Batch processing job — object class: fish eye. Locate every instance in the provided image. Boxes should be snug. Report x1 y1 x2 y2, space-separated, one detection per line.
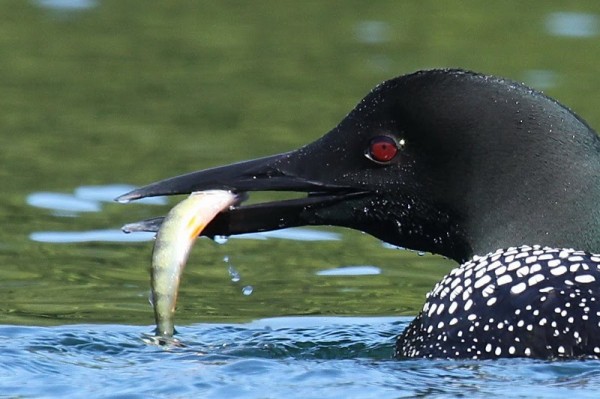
365 136 400 164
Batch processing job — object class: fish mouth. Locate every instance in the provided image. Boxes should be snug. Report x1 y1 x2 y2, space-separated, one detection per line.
116 151 370 237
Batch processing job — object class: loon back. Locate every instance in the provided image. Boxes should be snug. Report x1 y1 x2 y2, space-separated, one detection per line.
397 246 600 359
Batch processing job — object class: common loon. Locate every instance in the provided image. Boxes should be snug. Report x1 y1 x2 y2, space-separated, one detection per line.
117 69 600 360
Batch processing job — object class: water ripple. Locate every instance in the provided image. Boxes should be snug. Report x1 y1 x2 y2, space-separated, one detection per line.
29 229 155 243
316 266 381 276
26 184 166 217
34 0 98 11
546 12 599 38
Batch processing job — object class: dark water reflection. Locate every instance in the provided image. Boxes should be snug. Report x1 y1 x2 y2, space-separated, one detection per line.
3 1 600 397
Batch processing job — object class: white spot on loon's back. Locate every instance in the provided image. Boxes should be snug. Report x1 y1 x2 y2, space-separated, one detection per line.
548 259 561 267
516 265 529 277
528 274 545 286
551 265 568 276
497 274 513 285
575 274 596 284
474 274 492 289
510 282 527 294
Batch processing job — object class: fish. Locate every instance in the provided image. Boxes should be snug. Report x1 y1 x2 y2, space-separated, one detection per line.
150 190 238 339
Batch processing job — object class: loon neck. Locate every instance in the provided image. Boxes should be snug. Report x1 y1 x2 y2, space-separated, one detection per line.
462 133 600 260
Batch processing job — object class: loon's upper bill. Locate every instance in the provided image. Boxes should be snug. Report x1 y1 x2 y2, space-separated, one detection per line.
117 69 600 360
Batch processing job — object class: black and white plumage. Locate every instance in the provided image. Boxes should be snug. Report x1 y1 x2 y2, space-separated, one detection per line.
118 69 600 360
397 246 600 359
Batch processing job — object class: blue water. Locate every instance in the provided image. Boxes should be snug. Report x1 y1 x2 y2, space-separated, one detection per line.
4 317 600 398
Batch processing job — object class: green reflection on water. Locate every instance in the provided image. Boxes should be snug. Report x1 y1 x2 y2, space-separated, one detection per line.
1 1 600 326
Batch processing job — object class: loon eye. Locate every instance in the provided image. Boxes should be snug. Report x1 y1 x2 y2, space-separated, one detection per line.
365 136 400 164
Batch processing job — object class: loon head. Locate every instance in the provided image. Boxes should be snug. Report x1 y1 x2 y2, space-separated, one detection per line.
117 69 600 264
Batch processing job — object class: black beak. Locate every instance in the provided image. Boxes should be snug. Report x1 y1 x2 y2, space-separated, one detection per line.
116 148 368 237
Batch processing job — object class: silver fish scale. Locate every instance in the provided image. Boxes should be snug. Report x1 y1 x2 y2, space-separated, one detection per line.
396 245 600 359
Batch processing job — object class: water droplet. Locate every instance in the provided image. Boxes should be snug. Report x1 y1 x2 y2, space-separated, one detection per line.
214 235 229 244
242 285 253 296
228 266 241 283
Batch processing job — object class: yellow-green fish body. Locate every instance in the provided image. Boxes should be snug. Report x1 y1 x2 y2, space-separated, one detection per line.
151 190 237 337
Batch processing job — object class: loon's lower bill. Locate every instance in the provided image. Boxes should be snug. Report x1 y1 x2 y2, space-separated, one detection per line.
117 69 600 360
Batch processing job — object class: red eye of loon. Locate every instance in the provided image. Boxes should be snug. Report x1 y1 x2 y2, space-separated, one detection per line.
366 136 399 163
